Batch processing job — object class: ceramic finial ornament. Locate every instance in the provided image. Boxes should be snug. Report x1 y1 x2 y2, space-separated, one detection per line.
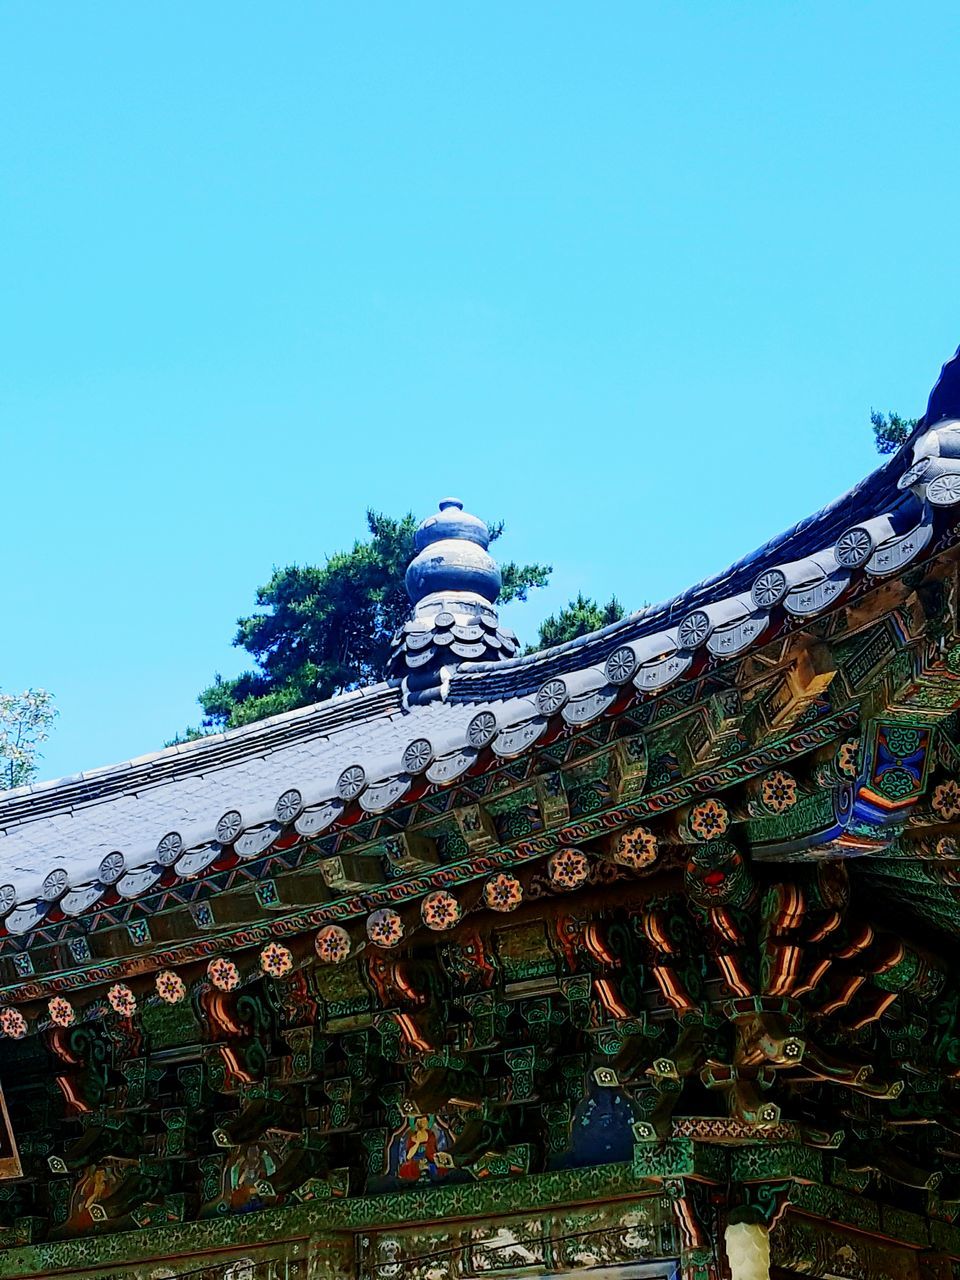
405 498 501 606
388 498 519 701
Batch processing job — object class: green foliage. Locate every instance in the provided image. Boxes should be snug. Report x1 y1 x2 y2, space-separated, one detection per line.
189 510 551 733
0 688 57 790
164 725 210 746
532 593 625 652
871 409 919 454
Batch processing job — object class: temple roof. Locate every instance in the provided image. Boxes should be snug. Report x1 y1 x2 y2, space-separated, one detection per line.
2 346 960 935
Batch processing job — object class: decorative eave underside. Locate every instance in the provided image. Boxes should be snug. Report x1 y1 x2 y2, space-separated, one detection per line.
0 410 959 942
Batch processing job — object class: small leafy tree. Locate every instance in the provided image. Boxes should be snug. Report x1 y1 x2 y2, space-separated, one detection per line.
532 594 626 651
185 510 551 735
0 689 57 790
871 410 918 454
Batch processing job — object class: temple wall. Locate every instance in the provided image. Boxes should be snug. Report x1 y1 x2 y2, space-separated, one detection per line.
0 1168 681 1280
4 1195 959 1280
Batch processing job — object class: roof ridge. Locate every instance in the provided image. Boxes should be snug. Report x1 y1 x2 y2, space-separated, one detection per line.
449 441 911 693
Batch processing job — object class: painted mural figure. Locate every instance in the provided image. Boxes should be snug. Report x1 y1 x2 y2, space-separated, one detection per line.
393 1115 454 1182
228 1145 277 1213
62 1164 121 1234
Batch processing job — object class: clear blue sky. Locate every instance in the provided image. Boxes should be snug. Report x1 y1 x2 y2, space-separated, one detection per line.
2 4 958 783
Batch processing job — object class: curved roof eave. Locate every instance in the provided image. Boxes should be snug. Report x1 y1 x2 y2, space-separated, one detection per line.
1 410 957 935
449 433 919 697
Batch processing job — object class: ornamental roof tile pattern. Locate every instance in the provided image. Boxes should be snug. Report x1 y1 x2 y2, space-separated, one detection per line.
0 691 515 910
2 344 959 935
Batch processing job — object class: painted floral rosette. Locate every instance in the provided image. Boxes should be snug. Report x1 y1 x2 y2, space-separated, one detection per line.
208 956 240 992
483 872 522 913
548 847 590 891
260 941 294 978
315 924 352 964
421 890 461 931
0 1008 27 1040
933 779 960 822
156 970 186 1004
613 825 658 871
47 996 75 1028
687 797 729 841
760 769 797 814
366 908 403 949
107 983 137 1017
836 738 859 779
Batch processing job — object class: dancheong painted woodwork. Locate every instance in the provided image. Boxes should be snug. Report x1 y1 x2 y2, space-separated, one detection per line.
7 354 960 1280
